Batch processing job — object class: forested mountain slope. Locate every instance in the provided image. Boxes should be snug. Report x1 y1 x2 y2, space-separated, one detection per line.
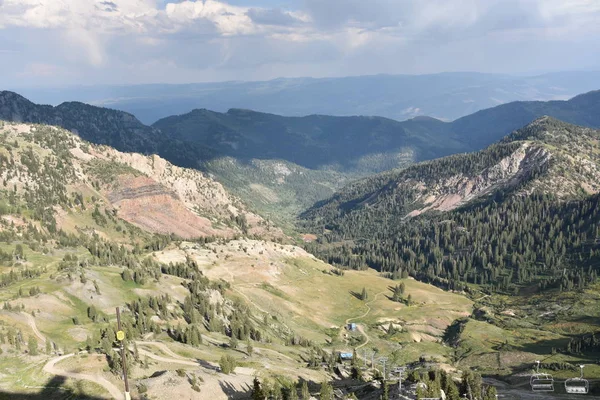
2 90 599 222
0 91 216 170
153 108 463 172
304 117 600 223
451 89 600 149
153 90 600 172
302 118 600 293
0 91 160 153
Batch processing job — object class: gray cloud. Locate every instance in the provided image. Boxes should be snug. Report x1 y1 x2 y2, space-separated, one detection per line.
0 0 599 86
98 1 118 12
303 0 410 30
246 8 301 26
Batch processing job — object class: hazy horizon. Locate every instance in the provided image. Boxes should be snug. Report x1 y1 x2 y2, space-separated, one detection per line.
1 0 599 87
6 68 600 90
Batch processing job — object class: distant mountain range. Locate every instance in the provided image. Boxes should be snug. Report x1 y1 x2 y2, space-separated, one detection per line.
152 109 465 172
12 71 600 124
1 88 599 220
153 90 600 171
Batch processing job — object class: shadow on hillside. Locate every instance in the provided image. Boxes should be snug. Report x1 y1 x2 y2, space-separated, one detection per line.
0 376 107 400
515 337 573 355
568 315 600 328
219 380 251 399
349 290 364 301
198 359 219 371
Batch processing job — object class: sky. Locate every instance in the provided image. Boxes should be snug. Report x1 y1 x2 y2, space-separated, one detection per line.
0 0 599 86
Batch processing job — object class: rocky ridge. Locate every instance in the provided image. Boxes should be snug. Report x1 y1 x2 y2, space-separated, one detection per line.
0 121 279 239
303 117 600 221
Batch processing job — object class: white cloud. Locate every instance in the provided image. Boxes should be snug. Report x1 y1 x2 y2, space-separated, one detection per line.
0 0 598 85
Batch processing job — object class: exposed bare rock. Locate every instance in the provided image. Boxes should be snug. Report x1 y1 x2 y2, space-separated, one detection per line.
108 176 226 238
406 143 552 216
0 120 282 239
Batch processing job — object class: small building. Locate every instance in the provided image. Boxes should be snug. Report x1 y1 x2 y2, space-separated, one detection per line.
339 352 353 361
347 323 357 331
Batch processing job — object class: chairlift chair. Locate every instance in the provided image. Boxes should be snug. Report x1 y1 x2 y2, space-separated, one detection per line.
530 360 554 392
565 365 589 394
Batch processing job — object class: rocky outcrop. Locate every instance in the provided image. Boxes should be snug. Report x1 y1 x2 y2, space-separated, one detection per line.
406 143 552 216
107 176 228 238
1 120 280 240
108 179 179 203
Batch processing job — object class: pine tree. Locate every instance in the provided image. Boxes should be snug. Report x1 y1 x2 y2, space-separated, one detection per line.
382 380 389 400
246 338 253 356
301 381 310 400
85 335 93 352
230 334 238 349
361 287 368 301
252 377 265 400
483 385 498 400
28 336 38 356
319 380 333 400
287 381 299 400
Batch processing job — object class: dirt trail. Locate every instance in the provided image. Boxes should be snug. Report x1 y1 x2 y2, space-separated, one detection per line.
203 334 297 364
344 292 385 350
136 347 199 367
346 292 384 324
355 325 370 350
135 341 191 361
232 285 270 314
20 312 47 344
43 354 122 399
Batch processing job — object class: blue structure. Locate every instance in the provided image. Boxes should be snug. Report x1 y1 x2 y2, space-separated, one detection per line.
340 352 353 360
347 323 357 331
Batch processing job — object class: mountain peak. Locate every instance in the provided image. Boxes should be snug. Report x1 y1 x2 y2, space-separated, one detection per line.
0 90 36 106
504 116 596 143
570 89 600 102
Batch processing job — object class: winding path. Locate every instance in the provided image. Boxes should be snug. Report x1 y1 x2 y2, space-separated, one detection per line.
232 285 270 315
21 310 122 398
135 341 192 362
202 334 297 363
19 312 47 344
43 354 122 399
136 347 199 367
344 291 385 350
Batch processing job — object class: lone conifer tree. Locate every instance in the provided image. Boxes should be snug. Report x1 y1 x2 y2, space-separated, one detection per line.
251 377 265 400
319 380 334 400
246 338 253 356
301 381 310 400
28 337 38 356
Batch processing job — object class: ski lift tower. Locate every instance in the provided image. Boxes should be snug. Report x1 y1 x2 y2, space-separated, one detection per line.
392 366 406 395
379 357 388 380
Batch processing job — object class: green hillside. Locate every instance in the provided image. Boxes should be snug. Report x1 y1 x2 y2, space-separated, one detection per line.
0 105 599 397
153 108 462 172
2 90 600 223
302 118 600 292
0 120 514 399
